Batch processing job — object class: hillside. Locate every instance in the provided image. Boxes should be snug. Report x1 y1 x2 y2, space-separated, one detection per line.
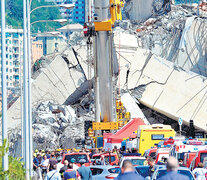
4 0 63 33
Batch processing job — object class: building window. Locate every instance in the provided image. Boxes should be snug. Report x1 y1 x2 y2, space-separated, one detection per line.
10 62 12 66
6 61 8 65
6 68 8 72
10 83 12 86
6 75 8 80
10 76 12 80
10 55 12 59
6 54 8 59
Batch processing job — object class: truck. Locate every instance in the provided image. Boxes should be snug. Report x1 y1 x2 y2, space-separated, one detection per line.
127 124 175 155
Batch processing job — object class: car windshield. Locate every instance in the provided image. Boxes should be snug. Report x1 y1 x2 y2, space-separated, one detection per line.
150 152 156 157
104 156 116 163
135 166 150 178
65 154 89 163
156 170 194 180
131 159 145 166
200 153 207 163
93 156 101 160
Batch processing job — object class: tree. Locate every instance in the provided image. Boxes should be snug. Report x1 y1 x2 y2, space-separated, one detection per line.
0 139 25 179
4 0 62 33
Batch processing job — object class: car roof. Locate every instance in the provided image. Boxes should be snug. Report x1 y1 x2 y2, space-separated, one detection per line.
122 156 145 159
64 152 88 155
158 166 190 170
89 165 116 169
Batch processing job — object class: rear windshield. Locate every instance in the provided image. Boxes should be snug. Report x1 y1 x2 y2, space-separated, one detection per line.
131 159 145 166
93 156 101 160
90 168 103 175
135 166 150 178
108 168 121 174
64 154 89 163
200 153 207 163
156 170 194 180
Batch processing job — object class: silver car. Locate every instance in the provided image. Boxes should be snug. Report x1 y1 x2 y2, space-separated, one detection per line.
151 166 195 180
90 165 120 180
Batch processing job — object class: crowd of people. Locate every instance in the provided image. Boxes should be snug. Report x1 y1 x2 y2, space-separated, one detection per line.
33 148 207 180
33 149 92 180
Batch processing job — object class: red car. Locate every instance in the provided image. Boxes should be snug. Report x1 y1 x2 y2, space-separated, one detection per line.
62 152 91 167
92 153 119 166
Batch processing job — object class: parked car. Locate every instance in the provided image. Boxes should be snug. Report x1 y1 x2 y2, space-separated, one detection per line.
92 153 119 165
90 165 121 180
135 165 165 178
120 155 146 167
62 152 91 167
151 166 195 180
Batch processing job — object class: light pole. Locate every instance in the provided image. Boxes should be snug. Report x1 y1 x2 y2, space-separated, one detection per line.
24 2 74 178
1 0 8 177
30 19 67 25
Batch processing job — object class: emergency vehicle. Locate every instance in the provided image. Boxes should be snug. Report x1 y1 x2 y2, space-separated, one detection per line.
155 148 170 164
189 150 207 170
170 140 207 160
183 152 196 168
128 124 175 155
119 153 145 167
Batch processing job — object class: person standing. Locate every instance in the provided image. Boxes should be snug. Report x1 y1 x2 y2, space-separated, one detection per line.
41 155 49 179
77 159 92 180
63 163 81 180
157 156 190 180
48 152 58 171
56 156 64 172
148 156 155 177
115 160 144 180
44 164 61 180
70 158 79 171
192 162 207 180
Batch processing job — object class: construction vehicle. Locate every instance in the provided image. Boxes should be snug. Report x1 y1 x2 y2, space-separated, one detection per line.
126 124 175 155
84 0 128 138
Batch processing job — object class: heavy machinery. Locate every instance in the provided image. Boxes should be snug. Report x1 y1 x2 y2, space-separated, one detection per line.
84 0 129 136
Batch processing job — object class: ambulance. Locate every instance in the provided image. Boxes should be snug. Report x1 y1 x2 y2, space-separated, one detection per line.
126 124 175 155
170 140 207 160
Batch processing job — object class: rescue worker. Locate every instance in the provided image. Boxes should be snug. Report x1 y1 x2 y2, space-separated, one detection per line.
77 159 92 180
115 160 144 180
192 162 207 180
157 156 190 180
157 156 166 165
148 156 155 177
60 160 69 178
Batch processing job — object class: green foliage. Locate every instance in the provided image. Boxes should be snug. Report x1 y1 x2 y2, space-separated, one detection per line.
4 0 63 33
0 139 26 180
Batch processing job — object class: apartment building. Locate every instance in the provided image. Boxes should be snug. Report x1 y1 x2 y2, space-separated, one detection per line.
32 40 43 64
35 32 67 55
0 27 23 89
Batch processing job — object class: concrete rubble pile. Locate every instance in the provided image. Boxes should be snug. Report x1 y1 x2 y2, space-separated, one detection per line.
3 4 207 154
119 5 207 77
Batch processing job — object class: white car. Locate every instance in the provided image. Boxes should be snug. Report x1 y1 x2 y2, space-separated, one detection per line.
90 165 120 180
120 156 146 168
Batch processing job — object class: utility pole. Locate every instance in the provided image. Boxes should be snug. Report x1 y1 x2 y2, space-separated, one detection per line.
23 0 30 179
1 0 8 177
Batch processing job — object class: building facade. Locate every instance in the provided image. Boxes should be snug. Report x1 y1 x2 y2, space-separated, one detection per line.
35 33 67 55
0 27 23 89
57 0 86 24
32 40 43 64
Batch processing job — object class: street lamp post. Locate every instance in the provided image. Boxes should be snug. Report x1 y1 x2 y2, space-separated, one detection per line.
23 2 74 178
1 0 8 177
